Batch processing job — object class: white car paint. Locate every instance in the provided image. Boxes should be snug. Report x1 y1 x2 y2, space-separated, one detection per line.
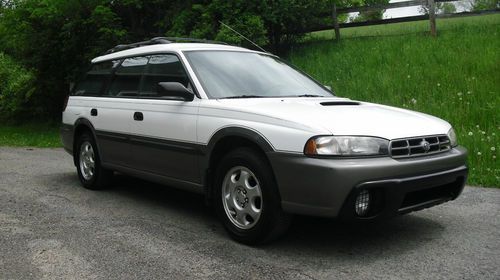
65 43 452 155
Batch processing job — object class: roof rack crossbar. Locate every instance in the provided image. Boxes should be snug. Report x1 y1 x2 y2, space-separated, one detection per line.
158 37 228 45
105 37 228 54
105 37 172 54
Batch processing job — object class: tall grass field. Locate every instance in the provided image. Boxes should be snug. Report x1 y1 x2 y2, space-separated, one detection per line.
289 15 499 187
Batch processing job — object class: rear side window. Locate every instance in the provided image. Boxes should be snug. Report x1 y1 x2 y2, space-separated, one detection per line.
72 60 118 96
106 57 148 97
140 55 190 97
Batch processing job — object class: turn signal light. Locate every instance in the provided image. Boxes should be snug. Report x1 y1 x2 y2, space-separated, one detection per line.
304 139 317 155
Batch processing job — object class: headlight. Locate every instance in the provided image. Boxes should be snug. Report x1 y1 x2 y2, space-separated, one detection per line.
304 136 389 156
447 128 458 147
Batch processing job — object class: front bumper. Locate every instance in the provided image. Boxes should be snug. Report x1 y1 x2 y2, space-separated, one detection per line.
268 146 468 218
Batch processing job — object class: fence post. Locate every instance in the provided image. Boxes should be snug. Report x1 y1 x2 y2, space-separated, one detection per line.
332 3 341 41
428 0 437 36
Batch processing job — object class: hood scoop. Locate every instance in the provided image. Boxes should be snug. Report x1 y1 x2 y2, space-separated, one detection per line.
320 101 360 106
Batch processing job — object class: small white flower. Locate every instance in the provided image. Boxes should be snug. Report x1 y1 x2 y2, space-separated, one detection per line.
437 83 441 87
457 92 462 96
467 91 472 95
477 152 482 156
482 131 486 135
459 97 462 101
492 147 496 151
493 133 496 136
407 75 411 79
476 125 480 128
468 132 473 136
487 168 491 171
494 155 497 159
411 98 417 104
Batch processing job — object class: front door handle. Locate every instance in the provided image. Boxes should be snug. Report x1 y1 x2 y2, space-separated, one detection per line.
133 112 143 121
90 108 98 116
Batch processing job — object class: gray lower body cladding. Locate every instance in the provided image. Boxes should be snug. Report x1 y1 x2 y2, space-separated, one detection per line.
62 122 468 219
268 147 468 218
60 124 74 155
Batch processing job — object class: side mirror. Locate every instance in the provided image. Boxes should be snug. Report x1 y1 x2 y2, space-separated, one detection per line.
157 82 194 101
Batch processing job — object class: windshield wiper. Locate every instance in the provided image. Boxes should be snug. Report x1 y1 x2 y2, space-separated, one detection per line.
220 95 266 99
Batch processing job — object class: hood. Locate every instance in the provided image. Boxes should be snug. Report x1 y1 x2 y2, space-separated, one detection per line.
216 97 451 140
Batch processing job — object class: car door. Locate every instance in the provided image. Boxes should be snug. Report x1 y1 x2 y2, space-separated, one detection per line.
129 54 200 184
93 56 149 167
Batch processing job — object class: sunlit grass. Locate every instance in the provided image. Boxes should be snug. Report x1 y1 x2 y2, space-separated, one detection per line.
307 14 500 40
289 14 499 187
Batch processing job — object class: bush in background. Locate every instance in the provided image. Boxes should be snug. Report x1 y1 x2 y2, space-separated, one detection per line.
0 52 35 121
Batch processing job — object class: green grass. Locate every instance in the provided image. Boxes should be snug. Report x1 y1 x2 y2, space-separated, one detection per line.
289 14 500 187
0 123 61 147
307 14 500 40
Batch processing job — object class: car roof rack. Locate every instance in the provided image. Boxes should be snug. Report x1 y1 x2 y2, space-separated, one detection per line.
105 37 228 54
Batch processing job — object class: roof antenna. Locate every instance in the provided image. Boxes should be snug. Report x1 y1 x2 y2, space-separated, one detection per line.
218 21 269 53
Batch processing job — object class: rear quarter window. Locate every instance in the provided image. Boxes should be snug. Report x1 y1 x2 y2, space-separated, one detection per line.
72 60 119 96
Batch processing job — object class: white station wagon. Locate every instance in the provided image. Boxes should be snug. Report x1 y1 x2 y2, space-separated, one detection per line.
61 37 468 244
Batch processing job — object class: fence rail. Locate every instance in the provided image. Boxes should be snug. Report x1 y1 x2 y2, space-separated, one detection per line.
313 0 499 40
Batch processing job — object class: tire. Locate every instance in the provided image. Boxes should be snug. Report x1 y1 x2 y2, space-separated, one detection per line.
214 147 292 245
75 132 113 190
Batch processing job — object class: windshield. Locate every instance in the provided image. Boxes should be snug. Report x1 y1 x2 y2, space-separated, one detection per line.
184 51 333 99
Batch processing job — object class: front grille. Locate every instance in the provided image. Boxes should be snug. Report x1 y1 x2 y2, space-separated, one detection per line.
390 135 450 158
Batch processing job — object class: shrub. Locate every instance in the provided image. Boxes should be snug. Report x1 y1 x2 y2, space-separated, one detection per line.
0 53 36 121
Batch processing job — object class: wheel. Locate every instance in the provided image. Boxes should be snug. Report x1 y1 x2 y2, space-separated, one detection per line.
214 147 292 245
75 132 112 190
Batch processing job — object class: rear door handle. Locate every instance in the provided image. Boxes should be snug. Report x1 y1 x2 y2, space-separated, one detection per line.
133 112 143 121
90 108 98 116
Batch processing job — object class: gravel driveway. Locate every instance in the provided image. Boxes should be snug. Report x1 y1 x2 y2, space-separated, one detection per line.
0 147 499 280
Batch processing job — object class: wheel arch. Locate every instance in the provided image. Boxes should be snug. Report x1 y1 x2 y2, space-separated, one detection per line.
72 118 101 166
202 127 277 204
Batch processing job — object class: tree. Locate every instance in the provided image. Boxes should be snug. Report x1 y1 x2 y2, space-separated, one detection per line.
471 0 499 11
0 0 127 119
168 0 333 53
352 0 390 22
420 2 457 15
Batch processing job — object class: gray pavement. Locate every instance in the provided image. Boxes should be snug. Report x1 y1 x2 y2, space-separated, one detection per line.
0 147 499 280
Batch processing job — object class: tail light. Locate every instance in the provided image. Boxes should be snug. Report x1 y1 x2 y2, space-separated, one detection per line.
62 95 69 112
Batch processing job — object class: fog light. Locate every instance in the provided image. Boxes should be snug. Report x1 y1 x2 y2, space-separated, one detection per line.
355 190 371 216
